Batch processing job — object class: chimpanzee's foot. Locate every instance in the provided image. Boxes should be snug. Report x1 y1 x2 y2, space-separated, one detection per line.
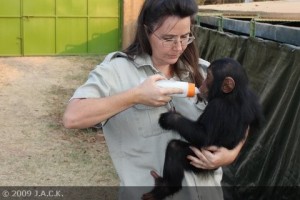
141 171 181 200
150 171 166 187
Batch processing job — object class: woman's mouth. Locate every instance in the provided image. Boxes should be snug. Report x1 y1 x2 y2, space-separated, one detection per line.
168 55 179 59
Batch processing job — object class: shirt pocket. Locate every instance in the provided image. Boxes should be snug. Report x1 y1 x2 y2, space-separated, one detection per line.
132 104 168 138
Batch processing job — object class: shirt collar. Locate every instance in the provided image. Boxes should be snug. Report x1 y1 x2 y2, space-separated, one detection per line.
134 54 191 80
133 54 158 72
111 51 191 81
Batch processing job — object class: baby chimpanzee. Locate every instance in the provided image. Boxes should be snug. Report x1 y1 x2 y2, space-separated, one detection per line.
142 58 263 200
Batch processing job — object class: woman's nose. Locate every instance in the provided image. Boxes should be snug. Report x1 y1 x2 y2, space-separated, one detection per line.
172 40 183 51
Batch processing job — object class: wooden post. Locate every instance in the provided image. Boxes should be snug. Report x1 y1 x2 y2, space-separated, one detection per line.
122 0 145 49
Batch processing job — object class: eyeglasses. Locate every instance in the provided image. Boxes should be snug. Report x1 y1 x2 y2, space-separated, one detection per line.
152 32 195 48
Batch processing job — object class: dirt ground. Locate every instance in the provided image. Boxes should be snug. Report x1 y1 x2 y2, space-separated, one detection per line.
0 56 119 186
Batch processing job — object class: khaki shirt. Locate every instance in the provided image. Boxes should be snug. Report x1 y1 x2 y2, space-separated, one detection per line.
72 52 223 199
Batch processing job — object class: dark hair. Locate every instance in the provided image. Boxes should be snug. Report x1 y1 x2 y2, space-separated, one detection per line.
208 58 249 102
208 58 264 131
123 0 203 87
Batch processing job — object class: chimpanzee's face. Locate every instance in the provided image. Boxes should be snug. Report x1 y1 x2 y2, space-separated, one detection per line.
200 68 213 99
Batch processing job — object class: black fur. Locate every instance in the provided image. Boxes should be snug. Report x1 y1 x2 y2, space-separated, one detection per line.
142 58 264 200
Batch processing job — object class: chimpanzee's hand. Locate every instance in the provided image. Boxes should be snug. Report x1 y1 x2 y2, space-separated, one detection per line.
159 111 182 130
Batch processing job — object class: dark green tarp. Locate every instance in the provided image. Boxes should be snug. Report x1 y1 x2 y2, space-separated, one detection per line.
195 26 300 199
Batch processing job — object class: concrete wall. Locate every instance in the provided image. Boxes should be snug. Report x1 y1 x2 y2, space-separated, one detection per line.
122 0 144 49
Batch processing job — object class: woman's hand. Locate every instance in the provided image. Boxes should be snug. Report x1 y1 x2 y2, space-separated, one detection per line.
187 129 249 169
135 74 182 107
187 146 238 169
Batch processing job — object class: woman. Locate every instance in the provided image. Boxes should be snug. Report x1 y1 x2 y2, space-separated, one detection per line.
63 0 245 199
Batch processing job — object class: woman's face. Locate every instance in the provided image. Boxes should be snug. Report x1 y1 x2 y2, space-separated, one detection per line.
149 16 191 68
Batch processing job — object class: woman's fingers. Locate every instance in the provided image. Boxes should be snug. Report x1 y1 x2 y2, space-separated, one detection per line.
187 146 223 169
187 146 208 169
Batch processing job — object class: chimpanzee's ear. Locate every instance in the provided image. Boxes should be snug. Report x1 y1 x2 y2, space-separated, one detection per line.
222 77 235 93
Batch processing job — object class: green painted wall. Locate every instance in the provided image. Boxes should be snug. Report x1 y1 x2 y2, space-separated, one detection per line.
0 0 121 56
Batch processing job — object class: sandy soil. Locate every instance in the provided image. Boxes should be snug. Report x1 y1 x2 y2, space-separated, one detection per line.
0 56 119 186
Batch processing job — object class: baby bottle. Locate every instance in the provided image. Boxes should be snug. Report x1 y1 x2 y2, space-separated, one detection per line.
156 80 200 97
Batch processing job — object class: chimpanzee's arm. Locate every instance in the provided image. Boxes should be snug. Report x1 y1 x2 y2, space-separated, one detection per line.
159 111 207 146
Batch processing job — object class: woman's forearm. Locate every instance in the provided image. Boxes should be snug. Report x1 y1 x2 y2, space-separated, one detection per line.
63 88 139 129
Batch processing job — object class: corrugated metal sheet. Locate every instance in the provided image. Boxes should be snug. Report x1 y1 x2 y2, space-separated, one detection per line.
0 0 121 56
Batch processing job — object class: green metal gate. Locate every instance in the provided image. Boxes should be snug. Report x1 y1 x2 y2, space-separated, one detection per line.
0 0 121 56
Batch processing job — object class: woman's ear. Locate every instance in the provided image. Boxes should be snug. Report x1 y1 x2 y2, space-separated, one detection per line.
222 77 235 93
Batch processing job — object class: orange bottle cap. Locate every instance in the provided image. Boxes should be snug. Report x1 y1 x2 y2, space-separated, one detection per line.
187 83 195 97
